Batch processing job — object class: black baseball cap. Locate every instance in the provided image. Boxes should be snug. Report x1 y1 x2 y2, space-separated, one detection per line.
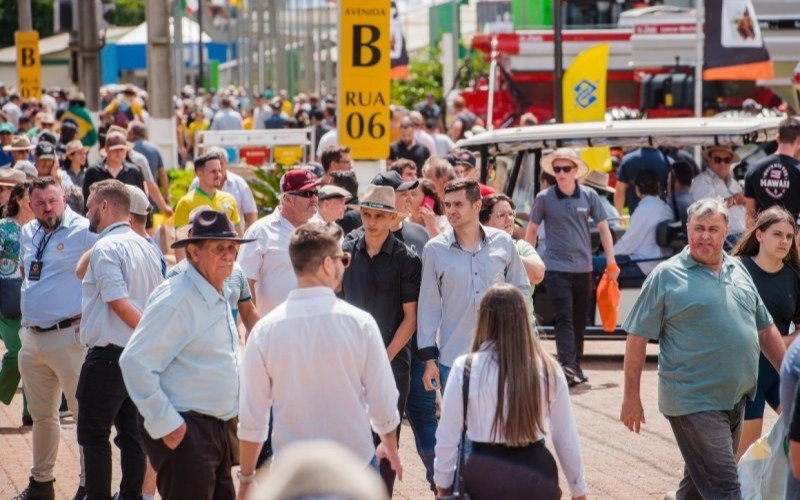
35 141 56 160
446 149 477 169
370 171 419 192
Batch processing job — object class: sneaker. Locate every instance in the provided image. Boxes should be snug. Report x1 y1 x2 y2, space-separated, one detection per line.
71 485 86 500
22 414 33 426
576 367 589 384
12 477 55 500
562 365 581 387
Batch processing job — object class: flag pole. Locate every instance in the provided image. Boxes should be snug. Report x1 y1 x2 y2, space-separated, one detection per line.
553 0 563 123
694 0 703 118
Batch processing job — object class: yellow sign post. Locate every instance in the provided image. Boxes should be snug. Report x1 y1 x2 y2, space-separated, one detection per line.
338 1 391 160
15 31 42 101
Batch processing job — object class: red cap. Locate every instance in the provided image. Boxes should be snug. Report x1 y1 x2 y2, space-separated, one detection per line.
281 169 320 193
479 183 495 198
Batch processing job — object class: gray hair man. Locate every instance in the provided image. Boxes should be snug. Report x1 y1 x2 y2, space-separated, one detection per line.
120 211 254 500
620 197 786 499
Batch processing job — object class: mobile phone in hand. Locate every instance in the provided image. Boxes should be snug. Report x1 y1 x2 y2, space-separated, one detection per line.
422 196 436 210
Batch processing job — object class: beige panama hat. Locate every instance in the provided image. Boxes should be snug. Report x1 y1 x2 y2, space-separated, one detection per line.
350 185 396 213
3 135 34 152
540 148 589 178
581 170 615 194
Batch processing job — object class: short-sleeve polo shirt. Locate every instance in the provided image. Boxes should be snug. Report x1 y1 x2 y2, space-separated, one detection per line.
623 248 773 416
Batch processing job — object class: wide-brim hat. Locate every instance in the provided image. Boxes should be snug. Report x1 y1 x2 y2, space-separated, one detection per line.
3 135 34 152
0 168 27 187
541 148 589 177
581 169 615 194
349 185 396 213
703 146 741 165
65 140 89 157
171 210 255 249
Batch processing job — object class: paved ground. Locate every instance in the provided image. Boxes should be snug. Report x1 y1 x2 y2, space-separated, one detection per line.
0 339 779 499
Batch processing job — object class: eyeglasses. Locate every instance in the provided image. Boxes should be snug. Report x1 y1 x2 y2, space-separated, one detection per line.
331 252 351 268
289 190 318 198
552 166 575 174
711 156 733 164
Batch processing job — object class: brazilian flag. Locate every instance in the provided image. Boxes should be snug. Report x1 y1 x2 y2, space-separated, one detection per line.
60 104 98 147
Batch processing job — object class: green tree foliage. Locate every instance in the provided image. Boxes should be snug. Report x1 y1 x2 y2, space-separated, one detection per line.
0 0 54 48
105 0 146 27
390 47 490 110
167 168 195 209
248 165 287 216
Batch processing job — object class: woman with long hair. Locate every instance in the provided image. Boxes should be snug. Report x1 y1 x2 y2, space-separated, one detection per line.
434 283 586 499
731 206 800 459
0 181 33 425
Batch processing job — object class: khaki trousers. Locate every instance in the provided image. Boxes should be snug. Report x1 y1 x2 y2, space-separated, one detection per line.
18 324 86 484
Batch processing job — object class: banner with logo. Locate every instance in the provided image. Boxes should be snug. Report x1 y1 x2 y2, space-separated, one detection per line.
563 43 609 171
704 0 773 80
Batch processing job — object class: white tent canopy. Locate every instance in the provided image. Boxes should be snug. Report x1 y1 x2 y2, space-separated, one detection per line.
115 17 212 46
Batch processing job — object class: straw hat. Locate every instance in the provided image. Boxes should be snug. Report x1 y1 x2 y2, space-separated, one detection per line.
581 170 615 194
3 135 34 152
540 148 589 177
65 140 89 157
703 146 740 165
0 168 27 187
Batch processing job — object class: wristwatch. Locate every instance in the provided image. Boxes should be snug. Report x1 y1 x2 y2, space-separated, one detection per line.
237 470 257 484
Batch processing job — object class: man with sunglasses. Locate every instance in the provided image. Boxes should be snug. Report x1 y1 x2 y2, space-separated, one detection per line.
238 168 321 317
744 117 800 228
525 148 619 386
340 185 422 494
238 223 402 498
690 146 746 246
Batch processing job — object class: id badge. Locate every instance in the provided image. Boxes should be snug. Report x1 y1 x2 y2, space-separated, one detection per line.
28 260 43 281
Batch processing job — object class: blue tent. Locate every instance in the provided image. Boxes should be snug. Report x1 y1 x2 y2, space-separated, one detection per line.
101 18 228 84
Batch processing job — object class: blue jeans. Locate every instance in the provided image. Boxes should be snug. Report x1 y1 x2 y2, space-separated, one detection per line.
405 357 451 491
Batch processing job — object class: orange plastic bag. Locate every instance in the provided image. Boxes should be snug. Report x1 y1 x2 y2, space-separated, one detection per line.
596 272 620 333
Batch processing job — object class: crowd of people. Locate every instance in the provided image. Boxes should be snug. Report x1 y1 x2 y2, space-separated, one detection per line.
1 81 800 500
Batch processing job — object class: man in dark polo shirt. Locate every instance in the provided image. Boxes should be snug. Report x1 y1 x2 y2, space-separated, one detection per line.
744 117 800 227
340 185 422 495
525 148 619 386
82 132 145 206
390 117 430 175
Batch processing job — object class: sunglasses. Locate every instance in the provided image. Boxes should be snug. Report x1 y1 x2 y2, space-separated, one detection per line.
331 252 351 268
552 166 575 174
289 190 318 198
711 156 733 164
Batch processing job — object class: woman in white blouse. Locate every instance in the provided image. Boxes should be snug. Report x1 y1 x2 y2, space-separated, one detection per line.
434 283 587 499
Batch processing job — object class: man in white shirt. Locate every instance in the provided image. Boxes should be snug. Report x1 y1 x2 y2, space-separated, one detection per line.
238 169 320 317
77 180 163 500
690 146 747 247
210 97 243 131
237 222 402 497
592 169 674 281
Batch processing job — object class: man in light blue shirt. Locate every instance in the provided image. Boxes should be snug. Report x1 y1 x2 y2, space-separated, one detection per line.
120 210 254 500
210 97 243 131
77 180 163 500
16 177 96 500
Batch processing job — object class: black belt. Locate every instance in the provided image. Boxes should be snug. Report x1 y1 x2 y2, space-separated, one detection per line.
29 316 81 333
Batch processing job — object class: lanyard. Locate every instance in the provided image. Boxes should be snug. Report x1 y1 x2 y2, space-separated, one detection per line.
33 224 59 262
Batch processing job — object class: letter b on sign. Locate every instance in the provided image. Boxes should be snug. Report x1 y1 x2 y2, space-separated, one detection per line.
352 25 380 67
21 48 36 67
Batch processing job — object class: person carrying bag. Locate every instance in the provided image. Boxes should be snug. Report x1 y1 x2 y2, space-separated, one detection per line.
433 283 588 500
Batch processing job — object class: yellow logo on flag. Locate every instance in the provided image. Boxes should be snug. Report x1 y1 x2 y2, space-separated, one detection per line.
563 43 610 171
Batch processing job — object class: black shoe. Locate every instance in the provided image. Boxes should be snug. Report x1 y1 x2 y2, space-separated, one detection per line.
22 414 32 426
12 477 55 500
71 485 86 500
562 366 581 387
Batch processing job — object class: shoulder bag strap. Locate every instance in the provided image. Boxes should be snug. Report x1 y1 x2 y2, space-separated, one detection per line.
453 354 473 495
